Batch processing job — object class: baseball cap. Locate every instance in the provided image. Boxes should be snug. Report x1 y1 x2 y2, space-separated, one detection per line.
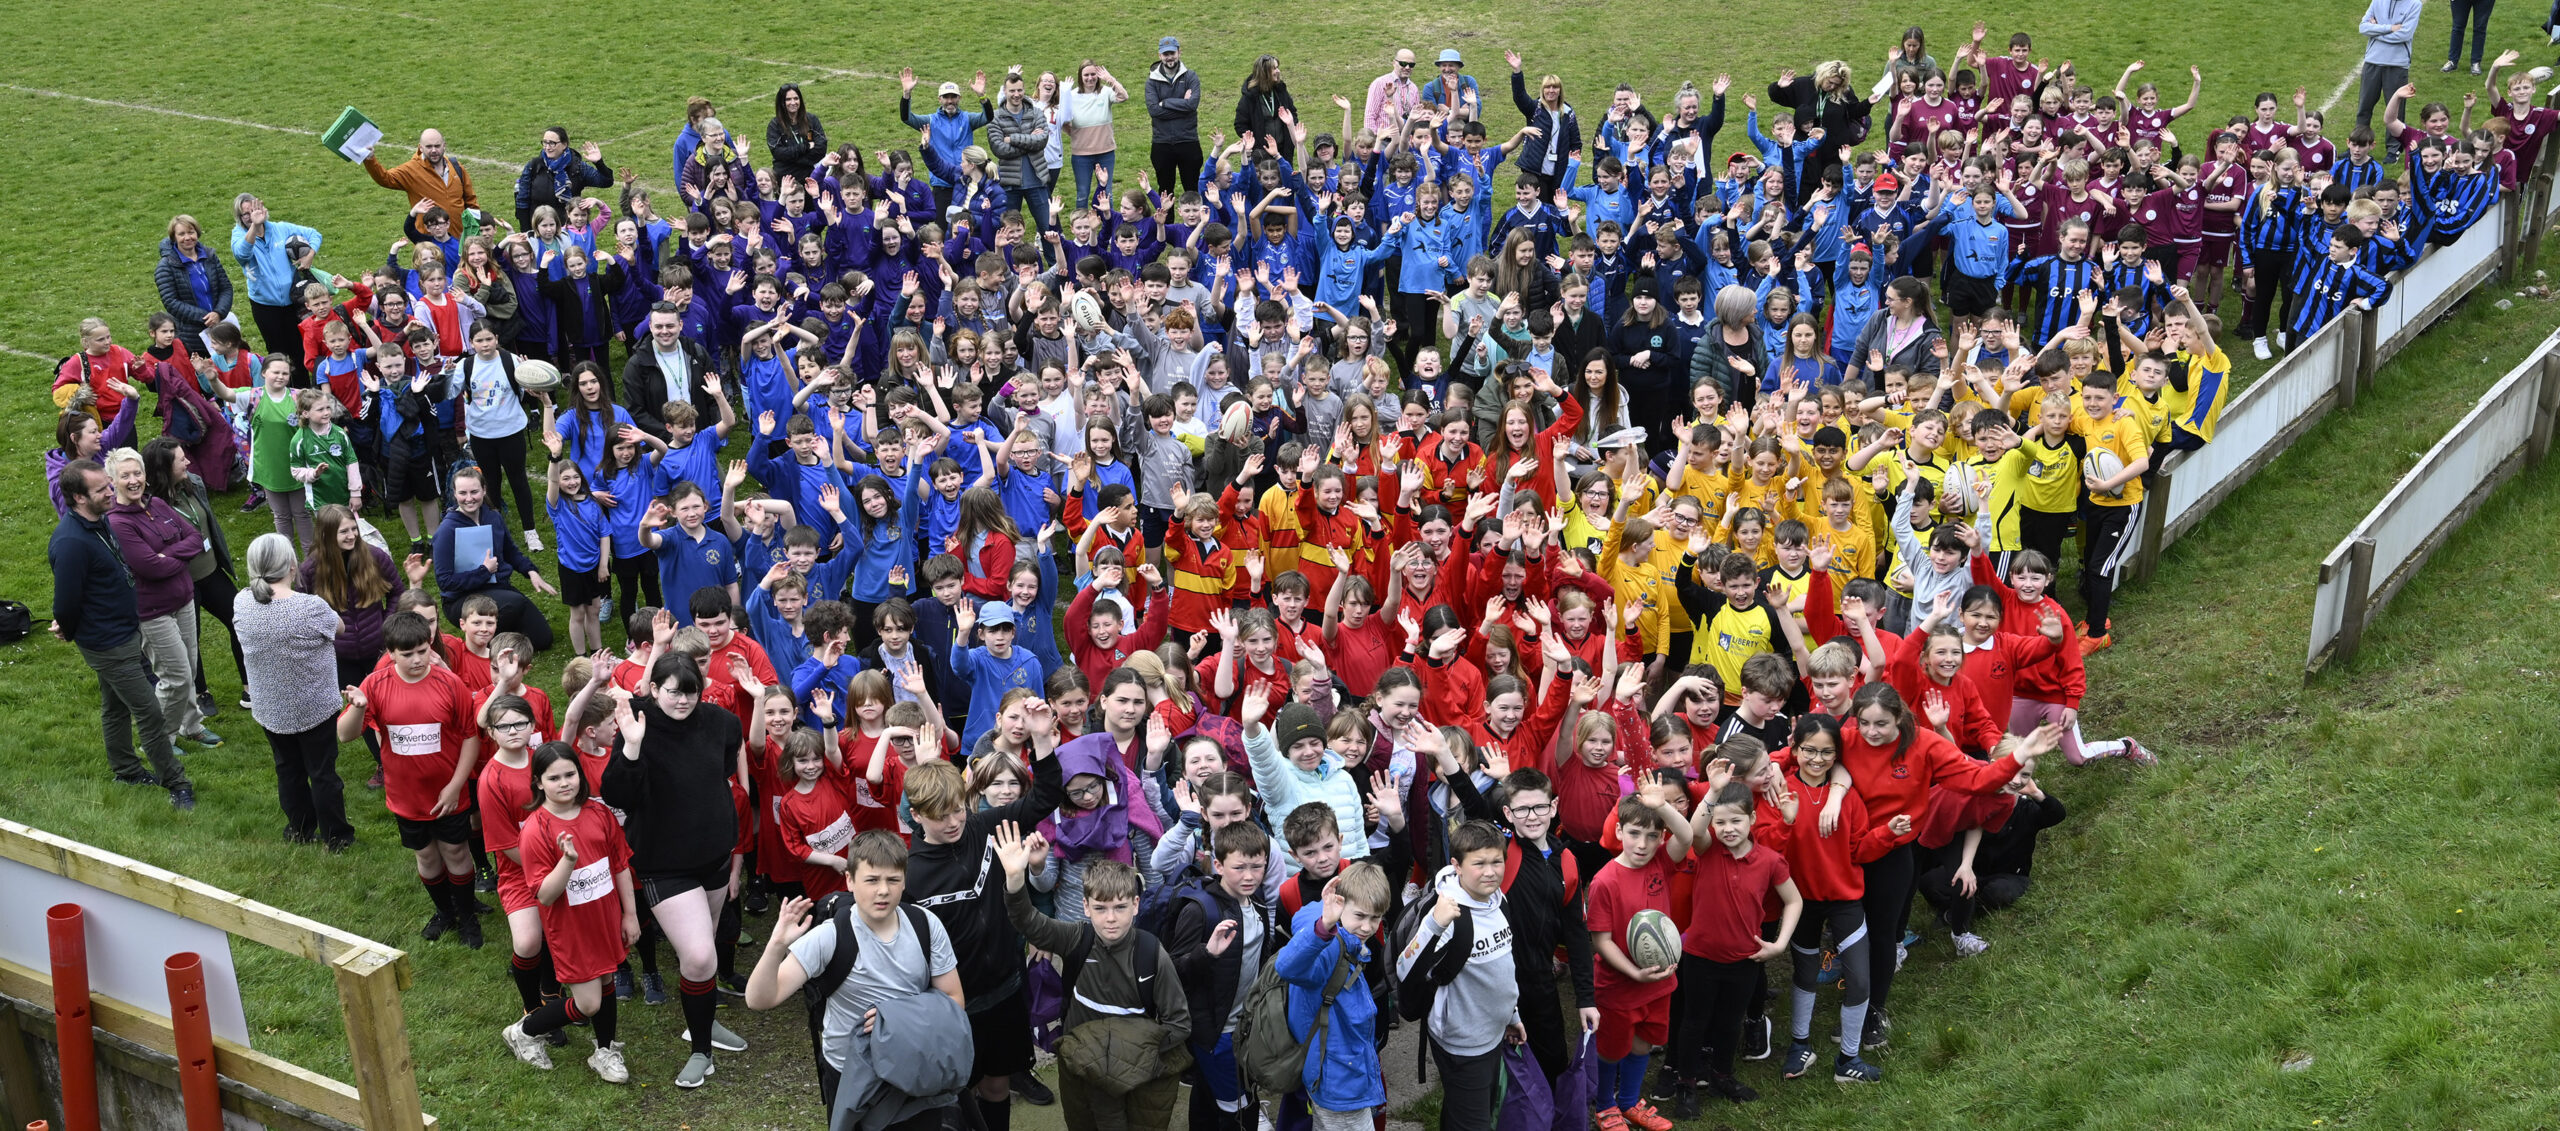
1873 171 1901 194
938 81 961 97
1438 49 1464 65
1728 151 1755 168
1159 36 1180 52
977 602 1017 628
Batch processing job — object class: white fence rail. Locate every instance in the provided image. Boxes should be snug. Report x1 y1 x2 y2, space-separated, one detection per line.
2305 332 2560 674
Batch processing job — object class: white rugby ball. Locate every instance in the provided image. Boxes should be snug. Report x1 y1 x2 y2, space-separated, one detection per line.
514 358 564 393
2086 448 2126 498
1069 292 1107 336
1625 908 1680 971
1938 461 1980 513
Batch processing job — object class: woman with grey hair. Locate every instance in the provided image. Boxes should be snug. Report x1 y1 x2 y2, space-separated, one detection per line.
1689 284 1770 409
234 532 354 850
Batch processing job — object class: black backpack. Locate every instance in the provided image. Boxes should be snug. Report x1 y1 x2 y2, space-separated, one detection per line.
1388 895 1472 1024
1060 923 1162 1009
0 600 30 644
804 892 934 1105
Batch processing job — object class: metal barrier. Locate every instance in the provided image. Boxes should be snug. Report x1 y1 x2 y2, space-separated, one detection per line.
2306 331 2560 675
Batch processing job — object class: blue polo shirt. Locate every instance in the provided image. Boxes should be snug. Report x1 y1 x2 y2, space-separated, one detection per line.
655 434 726 514
654 523 740 624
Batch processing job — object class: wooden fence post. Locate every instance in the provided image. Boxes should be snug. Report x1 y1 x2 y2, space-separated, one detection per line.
2356 302 2381 398
2336 308 2363 411
2500 194 2524 283
334 949 427 1131
2333 536 2377 670
2532 349 2560 467
2133 463 2171 585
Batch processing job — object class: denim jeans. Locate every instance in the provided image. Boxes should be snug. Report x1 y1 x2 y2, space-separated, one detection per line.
137 606 205 737
1071 151 1116 213
1015 180 1055 234
78 635 190 788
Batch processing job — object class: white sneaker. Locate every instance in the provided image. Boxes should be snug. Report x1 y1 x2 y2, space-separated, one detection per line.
1894 942 1909 972
2120 737 2157 766
2252 336 2272 360
501 1020 553 1069
675 1052 715 1088
524 528 545 553
1952 932 1990 957
587 1041 628 1083
682 1022 749 1052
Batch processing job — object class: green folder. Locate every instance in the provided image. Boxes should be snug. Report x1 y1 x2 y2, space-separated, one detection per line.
320 106 382 163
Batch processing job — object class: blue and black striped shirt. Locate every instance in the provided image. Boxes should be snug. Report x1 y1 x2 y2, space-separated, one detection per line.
2286 258 2391 340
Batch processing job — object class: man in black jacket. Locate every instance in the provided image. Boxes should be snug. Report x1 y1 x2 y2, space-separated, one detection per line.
905 700 1066 1129
50 461 194 808
1145 38 1204 193
1165 822 1275 1131
622 303 720 441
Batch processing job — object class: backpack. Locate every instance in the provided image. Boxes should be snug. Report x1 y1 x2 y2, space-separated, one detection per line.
802 893 934 1102
1133 869 1224 945
164 395 208 446
1387 893 1472 1024
1503 839 1579 903
1237 931 1359 1098
0 600 31 645
1056 925 1190 1096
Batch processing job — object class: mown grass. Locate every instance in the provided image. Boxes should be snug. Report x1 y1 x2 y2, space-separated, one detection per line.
2 1 2556 1127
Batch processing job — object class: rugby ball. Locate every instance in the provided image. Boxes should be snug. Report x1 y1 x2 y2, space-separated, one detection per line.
1069 291 1107 336
1625 908 1680 971
2085 448 2126 499
1938 461 1979 513
514 358 564 394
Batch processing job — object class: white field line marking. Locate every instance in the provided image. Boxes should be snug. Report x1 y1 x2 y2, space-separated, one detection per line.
311 2 437 21
2319 66 2360 113
0 84 514 168
741 57 899 82
0 344 55 362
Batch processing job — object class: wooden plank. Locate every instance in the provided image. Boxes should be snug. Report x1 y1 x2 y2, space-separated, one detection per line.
0 997 55 1128
0 958 440 1128
0 820 410 989
334 952 428 1131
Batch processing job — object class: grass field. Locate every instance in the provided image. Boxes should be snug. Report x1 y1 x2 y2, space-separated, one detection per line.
5 2 2560 1128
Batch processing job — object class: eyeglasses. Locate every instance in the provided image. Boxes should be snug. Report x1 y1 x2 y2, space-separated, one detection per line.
1066 782 1109 802
1506 802 1555 818
491 720 535 734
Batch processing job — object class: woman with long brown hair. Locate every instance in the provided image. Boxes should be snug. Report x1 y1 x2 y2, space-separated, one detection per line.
301 503 399 785
1234 55 1299 161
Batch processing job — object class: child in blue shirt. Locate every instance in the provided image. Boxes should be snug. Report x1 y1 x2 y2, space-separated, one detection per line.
789 602 866 730
949 600 1045 754
639 481 740 625
545 459 610 653
651 393 735 516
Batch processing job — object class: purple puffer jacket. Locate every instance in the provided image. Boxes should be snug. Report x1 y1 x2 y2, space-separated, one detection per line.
104 496 204 620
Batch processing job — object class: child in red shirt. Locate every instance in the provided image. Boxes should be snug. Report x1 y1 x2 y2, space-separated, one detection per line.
1586 789 1693 1131
774 730 856 897
340 612 483 947
503 744 637 1082
1672 780 1802 1111
1753 715 1905 1085
473 692 554 1030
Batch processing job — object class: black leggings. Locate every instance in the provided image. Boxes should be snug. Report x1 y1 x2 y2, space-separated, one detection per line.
1674 953 1759 1082
1917 867 2030 934
2017 506 2074 572
2238 251 2292 341
249 301 308 383
471 429 541 539
1390 290 1437 381
610 555 660 639
1789 898 1873 1054
1858 844 1917 1020
190 561 245 694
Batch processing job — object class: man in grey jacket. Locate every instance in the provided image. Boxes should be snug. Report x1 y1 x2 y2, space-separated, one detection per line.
1146 37 1205 193
990 69 1057 233
2356 0 2423 156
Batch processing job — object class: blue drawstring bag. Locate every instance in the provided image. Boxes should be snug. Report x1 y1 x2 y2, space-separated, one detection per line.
1549 1033 1595 1131
1025 956 1064 1053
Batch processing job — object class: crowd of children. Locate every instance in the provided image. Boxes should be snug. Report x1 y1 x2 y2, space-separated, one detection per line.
49 14 2539 1129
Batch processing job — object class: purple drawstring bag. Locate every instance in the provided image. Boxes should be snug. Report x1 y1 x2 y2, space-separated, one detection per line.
1025 956 1064 1053
1494 1041 1554 1131
1549 1033 1595 1131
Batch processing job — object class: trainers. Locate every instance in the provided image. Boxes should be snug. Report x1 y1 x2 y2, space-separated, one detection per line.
454 912 484 950
681 1021 748 1052
1623 1101 1673 1131
420 911 449 942
1863 1020 1890 1052
113 771 160 787
240 489 267 513
1592 1107 1629 1131
1953 932 1990 957
525 529 545 553
476 862 498 893
322 834 352 855
179 727 223 748
1742 1015 1773 1061
614 969 636 1001
1833 1053 1883 1083
1010 1070 1055 1106
673 1052 714 1089
197 692 219 720
719 972 747 997
2472 62 2484 75
168 785 196 812
500 1021 553 1069
743 886 771 916
541 1026 568 1048
2252 336 2272 360
642 972 667 1006
1649 1063 1678 1101
2080 632 2114 655
283 828 316 846
587 1041 628 1083
365 769 385 790
238 692 254 711
1782 1041 1817 1079
2442 59 2458 72
1670 1082 1702 1120
2121 737 2157 766
1707 1074 1759 1103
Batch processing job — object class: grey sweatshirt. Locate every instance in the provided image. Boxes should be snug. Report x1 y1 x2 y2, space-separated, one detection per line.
1395 865 1521 1056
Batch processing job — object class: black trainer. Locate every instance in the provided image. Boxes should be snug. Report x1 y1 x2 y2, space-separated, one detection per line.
1670 1082 1702 1120
1781 1040 1817 1079
1741 1014 1772 1060
1833 1053 1883 1083
454 912 485 949
1011 1070 1055 1106
1707 1074 1759 1103
1649 1062 1678 1101
420 911 450 942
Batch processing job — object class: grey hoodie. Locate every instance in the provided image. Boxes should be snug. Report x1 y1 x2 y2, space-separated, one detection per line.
1395 865 1521 1057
